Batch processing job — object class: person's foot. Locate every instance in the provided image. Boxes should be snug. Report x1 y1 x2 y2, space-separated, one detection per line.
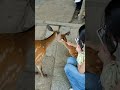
69 88 73 90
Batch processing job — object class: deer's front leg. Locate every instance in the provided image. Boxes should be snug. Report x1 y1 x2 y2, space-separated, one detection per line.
36 65 47 77
41 65 47 77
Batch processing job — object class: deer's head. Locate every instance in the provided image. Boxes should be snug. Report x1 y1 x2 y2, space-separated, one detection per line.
56 31 70 42
46 25 70 42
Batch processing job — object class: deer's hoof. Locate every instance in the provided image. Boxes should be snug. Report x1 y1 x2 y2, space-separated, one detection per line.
35 72 39 74
43 73 47 77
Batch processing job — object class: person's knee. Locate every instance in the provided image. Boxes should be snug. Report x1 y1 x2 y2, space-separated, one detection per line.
67 57 76 64
64 64 76 74
64 64 71 73
67 57 74 60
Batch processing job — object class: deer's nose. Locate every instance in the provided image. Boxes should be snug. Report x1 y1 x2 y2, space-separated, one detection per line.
57 31 60 34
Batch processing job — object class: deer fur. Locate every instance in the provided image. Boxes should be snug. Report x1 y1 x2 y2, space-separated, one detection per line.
0 26 34 90
35 25 59 77
57 31 103 74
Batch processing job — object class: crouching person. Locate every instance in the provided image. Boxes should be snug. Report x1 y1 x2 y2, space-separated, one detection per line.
64 26 85 90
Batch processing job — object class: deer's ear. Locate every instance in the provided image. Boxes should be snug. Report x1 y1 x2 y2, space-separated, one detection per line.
47 25 53 31
65 31 70 36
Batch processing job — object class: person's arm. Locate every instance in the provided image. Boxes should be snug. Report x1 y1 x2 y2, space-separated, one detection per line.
67 42 77 47
59 39 77 47
78 61 85 74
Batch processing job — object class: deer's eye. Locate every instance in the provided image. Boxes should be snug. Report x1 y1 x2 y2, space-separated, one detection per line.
63 37 65 40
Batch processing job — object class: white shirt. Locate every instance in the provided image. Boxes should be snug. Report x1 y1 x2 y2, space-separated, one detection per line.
77 45 85 65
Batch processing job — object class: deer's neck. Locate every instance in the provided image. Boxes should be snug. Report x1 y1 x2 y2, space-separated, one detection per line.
43 32 56 48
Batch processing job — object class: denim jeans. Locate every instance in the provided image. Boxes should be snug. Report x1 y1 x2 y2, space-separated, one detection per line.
85 73 102 90
64 57 102 90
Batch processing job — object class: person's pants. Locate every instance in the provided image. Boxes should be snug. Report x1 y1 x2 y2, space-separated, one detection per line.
64 57 102 90
64 57 85 90
76 0 83 11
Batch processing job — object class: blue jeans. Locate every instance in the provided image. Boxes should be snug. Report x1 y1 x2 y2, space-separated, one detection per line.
64 57 102 90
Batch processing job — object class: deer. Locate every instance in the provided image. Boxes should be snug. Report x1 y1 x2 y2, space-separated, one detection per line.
35 25 59 77
57 31 103 75
0 26 34 90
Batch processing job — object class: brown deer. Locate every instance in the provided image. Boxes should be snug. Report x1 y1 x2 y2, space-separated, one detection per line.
0 26 34 90
35 25 59 77
57 32 103 75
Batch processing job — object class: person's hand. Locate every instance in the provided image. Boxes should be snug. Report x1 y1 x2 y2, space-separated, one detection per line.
57 39 65 43
98 45 114 65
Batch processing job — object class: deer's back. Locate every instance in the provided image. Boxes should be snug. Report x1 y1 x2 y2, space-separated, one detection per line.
0 34 26 89
0 26 34 89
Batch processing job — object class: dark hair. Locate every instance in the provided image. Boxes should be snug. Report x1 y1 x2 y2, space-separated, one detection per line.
78 24 85 48
105 0 120 39
79 24 85 43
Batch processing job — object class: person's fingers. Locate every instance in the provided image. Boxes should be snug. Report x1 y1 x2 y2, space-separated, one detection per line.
67 43 71 46
58 39 64 42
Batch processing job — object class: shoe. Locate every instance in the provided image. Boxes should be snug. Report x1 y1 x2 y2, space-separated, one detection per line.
69 88 73 90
